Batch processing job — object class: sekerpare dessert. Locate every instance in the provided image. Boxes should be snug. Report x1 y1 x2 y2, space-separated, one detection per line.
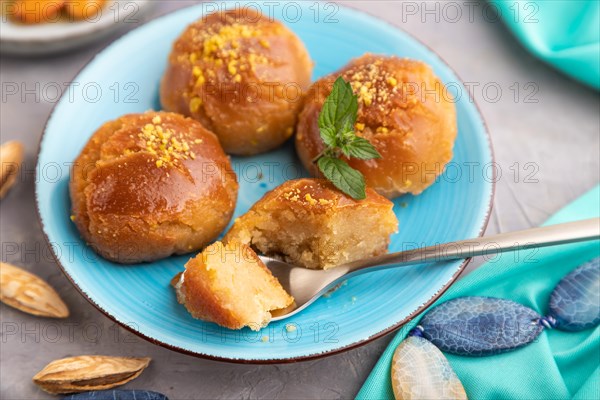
161 8 313 155
224 178 398 270
69 111 238 264
296 54 457 198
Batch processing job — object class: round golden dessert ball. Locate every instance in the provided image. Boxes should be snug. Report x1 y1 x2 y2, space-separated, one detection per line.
70 111 239 264
295 54 457 198
160 8 313 156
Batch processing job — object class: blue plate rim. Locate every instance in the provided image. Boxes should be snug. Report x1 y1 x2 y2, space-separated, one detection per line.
33 2 495 364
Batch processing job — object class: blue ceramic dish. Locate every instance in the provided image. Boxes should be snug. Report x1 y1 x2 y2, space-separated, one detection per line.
35 2 493 362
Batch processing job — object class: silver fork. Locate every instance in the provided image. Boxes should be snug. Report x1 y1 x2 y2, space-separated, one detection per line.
260 218 600 321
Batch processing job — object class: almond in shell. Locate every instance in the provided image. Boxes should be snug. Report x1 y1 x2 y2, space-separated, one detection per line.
33 355 151 394
0 140 24 199
0 262 69 318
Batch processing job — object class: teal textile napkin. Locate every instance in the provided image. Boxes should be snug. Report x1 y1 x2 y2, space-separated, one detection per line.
356 185 600 400
491 0 600 90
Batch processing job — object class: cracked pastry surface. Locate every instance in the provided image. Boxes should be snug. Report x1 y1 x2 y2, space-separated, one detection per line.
224 178 398 270
296 54 457 198
160 7 313 155
69 111 238 264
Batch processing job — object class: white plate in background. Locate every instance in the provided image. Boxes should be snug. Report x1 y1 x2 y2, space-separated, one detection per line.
1 0 152 55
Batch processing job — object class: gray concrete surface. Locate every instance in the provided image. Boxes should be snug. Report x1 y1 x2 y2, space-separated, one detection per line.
1 1 599 399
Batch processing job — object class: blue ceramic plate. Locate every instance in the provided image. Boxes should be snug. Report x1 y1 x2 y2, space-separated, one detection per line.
36 2 493 362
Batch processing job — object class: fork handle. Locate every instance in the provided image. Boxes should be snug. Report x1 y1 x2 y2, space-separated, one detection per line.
342 218 600 273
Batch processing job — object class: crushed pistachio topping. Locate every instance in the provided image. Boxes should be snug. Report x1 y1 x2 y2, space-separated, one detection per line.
304 193 317 206
282 187 334 206
386 76 398 86
283 188 301 202
346 58 401 132
192 66 206 87
189 97 202 113
348 59 399 108
138 119 197 168
185 17 274 84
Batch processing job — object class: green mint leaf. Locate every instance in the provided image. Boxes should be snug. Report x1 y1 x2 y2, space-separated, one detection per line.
343 137 382 160
318 77 358 147
339 115 356 140
319 125 338 148
317 156 366 200
315 77 381 199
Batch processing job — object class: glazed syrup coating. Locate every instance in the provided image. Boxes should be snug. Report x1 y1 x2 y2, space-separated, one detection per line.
241 177 393 213
160 8 313 155
296 54 457 198
69 111 238 264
